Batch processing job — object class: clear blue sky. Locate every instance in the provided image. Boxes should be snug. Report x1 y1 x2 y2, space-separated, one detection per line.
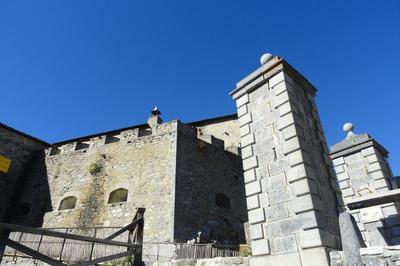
1 1 399 173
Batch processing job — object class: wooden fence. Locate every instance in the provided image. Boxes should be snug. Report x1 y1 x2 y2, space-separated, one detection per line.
3 230 239 263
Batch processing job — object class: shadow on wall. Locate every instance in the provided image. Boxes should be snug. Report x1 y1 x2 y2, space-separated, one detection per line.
8 150 52 227
375 214 400 246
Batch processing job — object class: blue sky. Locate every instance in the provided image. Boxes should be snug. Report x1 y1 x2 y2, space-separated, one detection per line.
1 1 399 173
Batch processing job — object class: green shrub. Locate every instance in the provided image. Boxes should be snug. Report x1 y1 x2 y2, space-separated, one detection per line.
89 162 102 175
239 244 252 257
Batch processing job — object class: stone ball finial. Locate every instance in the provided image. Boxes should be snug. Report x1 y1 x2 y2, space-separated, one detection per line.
260 53 273 65
343 122 355 138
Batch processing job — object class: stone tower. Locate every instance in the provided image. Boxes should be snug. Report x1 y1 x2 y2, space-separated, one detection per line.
230 54 342 265
330 123 400 246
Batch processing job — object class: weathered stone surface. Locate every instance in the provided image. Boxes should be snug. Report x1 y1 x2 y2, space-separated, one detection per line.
251 239 270 256
338 211 364 265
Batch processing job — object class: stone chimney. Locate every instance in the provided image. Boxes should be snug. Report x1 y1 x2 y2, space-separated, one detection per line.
147 106 163 131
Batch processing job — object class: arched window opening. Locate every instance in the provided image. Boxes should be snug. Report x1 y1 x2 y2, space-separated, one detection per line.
215 193 231 209
59 196 77 210
108 188 128 204
16 203 31 218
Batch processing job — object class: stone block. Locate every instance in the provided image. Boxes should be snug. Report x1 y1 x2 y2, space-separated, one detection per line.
247 194 260 210
367 162 381 173
361 147 375 157
332 157 344 166
241 133 255 148
243 156 258 171
265 172 286 189
273 80 291 96
287 150 310 167
240 124 250 137
291 194 322 214
250 252 301 266
236 93 249 108
290 178 318 196
299 247 330 266
281 124 298 141
258 192 270 208
244 168 257 184
338 180 349 189
341 187 354 198
239 113 252 127
241 145 253 159
370 170 384 180
282 137 301 155
382 205 398 217
298 228 323 248
344 152 363 164
248 208 265 224
286 164 307 183
277 101 294 117
250 224 264 240
265 203 288 221
360 206 384 222
279 216 302 235
269 186 292 205
264 221 280 238
237 104 248 118
366 154 379 164
277 113 295 131
336 172 349 181
357 222 366 231
245 180 261 196
273 234 297 254
374 178 389 189
299 210 325 230
269 71 285 88
272 91 289 108
250 239 270 256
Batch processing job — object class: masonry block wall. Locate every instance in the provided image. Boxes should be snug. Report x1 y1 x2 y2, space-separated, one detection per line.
174 122 247 244
0 125 49 223
11 117 246 245
231 56 342 265
40 122 178 242
330 133 400 246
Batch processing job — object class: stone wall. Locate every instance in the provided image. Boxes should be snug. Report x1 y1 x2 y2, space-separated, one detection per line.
192 115 240 151
330 246 400 266
0 125 49 223
11 117 247 244
174 123 247 244
23 122 179 242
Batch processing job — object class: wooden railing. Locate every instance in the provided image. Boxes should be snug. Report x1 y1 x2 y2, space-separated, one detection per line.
0 208 145 266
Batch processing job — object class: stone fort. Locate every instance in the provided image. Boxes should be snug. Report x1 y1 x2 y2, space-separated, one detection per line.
1 54 399 265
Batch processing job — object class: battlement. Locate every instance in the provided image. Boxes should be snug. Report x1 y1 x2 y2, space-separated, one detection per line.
46 121 179 157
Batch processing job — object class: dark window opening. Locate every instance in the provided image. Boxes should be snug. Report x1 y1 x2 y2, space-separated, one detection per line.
105 135 120 144
59 196 77 210
16 203 31 218
108 188 128 204
215 193 231 209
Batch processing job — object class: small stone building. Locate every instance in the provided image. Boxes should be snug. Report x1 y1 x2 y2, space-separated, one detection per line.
1 112 247 245
330 123 400 246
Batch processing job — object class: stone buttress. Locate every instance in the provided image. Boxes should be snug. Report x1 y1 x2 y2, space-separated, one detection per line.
230 54 342 265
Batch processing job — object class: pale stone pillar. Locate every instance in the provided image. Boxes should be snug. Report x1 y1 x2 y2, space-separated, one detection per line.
330 124 400 246
230 54 342 265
